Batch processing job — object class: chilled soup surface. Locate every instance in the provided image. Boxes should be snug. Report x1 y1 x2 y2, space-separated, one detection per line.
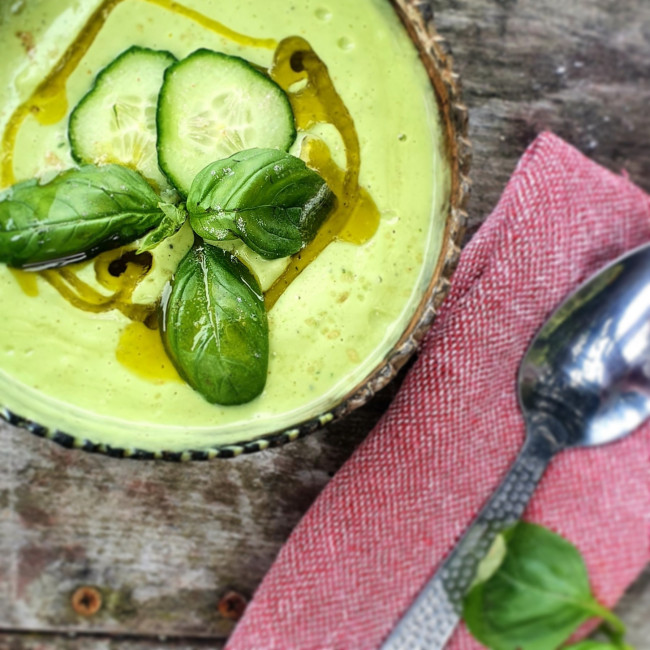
0 0 449 451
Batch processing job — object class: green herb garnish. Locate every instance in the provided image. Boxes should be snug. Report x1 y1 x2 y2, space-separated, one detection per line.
137 202 188 253
463 523 630 650
0 164 164 268
187 148 335 259
161 242 269 405
0 150 332 405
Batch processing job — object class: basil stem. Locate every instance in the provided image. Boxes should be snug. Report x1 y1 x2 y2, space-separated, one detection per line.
137 202 188 253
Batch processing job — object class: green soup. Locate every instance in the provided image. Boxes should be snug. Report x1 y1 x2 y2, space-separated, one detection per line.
0 0 450 453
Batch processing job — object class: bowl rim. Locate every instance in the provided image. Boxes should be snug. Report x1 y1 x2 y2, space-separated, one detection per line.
0 0 471 461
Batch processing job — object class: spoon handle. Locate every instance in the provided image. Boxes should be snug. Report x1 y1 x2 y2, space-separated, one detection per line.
381 428 557 650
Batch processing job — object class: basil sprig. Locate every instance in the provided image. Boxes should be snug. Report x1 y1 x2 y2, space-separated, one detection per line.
463 523 630 650
161 242 269 405
0 149 334 406
187 148 335 259
0 164 164 268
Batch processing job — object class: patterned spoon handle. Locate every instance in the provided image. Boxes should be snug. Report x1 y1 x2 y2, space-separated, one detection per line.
381 427 557 650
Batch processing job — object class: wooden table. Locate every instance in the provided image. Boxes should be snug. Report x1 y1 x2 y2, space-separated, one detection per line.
2 0 650 647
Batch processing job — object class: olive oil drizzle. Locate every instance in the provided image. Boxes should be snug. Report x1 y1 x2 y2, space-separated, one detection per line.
39 248 156 324
144 0 277 50
0 0 275 187
265 37 380 310
9 268 38 297
116 321 182 382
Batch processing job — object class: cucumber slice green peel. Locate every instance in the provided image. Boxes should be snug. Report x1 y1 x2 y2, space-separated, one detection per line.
156 49 297 197
68 46 176 191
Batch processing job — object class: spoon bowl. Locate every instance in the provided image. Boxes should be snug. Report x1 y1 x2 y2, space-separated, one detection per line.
519 241 650 448
383 241 650 649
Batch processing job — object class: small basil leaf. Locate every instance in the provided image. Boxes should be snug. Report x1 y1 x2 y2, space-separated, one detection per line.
187 148 334 259
463 523 612 650
137 202 188 253
161 242 268 405
0 164 163 269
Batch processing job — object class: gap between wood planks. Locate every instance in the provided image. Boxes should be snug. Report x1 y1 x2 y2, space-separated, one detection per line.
0 628 226 648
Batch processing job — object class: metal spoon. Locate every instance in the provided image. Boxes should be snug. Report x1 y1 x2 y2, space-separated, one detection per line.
382 241 650 649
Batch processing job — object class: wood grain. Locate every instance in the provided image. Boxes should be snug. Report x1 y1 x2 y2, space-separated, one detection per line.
2 0 650 646
0 633 224 650
432 0 650 235
0 378 403 640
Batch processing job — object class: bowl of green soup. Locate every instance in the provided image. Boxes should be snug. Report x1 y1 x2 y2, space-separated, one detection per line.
0 0 468 459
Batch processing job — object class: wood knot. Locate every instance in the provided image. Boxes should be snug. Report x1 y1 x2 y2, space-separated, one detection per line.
218 590 248 621
71 586 102 616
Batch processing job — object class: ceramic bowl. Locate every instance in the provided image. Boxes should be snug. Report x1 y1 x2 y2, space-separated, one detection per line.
0 0 470 460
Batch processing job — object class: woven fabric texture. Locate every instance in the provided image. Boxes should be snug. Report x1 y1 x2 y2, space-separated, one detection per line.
226 132 650 650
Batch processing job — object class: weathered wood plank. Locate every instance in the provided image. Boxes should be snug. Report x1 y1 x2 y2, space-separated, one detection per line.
0 377 402 637
1 0 650 643
613 566 650 647
0 633 224 650
431 0 650 234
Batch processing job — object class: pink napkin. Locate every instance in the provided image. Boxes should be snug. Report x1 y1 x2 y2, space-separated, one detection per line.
226 132 650 650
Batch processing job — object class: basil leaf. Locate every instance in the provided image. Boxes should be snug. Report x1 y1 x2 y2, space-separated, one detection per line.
137 202 188 253
161 242 268 405
187 148 335 259
0 164 163 268
463 523 624 650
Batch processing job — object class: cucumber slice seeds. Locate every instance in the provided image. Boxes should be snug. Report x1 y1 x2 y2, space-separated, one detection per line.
156 49 296 196
69 46 176 190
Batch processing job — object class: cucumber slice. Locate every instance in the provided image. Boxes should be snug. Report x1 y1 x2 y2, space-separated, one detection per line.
69 46 176 190
157 49 296 196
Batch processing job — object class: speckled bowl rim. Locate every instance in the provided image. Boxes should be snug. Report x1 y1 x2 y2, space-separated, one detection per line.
1 0 471 461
